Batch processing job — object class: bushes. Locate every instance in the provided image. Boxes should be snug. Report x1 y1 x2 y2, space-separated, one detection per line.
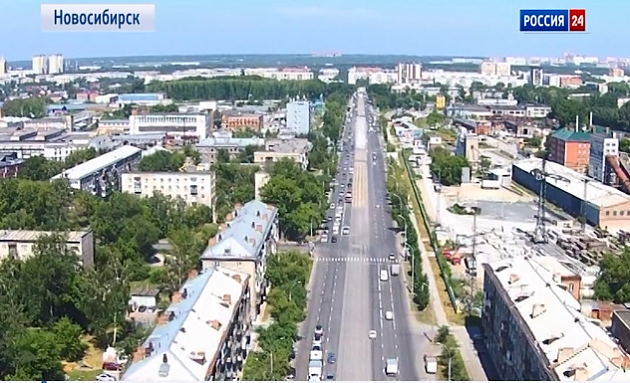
386 159 430 310
242 251 312 381
435 326 470 381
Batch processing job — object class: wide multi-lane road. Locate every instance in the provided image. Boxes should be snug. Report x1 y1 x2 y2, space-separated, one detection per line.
297 91 418 381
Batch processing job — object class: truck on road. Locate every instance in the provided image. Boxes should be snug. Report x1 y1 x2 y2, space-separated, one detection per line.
385 358 399 376
390 263 400 276
424 354 437 374
308 360 323 380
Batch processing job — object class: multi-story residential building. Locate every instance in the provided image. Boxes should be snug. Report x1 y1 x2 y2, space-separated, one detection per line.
446 104 551 120
122 267 251 381
222 111 264 132
51 145 142 194
0 230 94 267
129 111 211 140
0 152 24 178
244 67 314 81
200 200 278 319
32 54 46 74
479 61 496 76
609 67 625 77
317 68 339 83
347 67 397 85
482 256 630 381
548 127 591 172
121 171 216 208
196 136 265 164
529 66 544 86
396 62 422 84
560 75 583 89
286 100 311 135
0 57 7 76
48 54 64 75
589 127 619 183
253 138 312 170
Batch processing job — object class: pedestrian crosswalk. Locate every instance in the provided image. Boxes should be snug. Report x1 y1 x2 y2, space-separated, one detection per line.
315 256 398 264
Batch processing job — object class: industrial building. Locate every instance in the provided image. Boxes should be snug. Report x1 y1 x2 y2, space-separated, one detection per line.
547 128 591 173
121 171 216 208
482 256 630 381
513 158 630 231
0 230 93 267
122 267 251 381
52 145 142 194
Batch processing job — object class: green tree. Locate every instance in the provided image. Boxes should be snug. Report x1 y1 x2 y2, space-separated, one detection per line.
426 111 445 127
429 148 469 186
148 104 179 113
18 156 64 181
138 150 186 172
52 317 88 362
2 98 48 118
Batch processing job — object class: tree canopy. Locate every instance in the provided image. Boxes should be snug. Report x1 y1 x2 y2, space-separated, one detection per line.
0 174 214 380
1 97 48 118
429 147 470 186
146 76 353 102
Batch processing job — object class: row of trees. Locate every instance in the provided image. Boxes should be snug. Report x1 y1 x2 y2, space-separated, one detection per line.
429 147 470 186
242 251 312 380
435 326 470 381
1 97 48 118
387 158 430 310
147 76 353 102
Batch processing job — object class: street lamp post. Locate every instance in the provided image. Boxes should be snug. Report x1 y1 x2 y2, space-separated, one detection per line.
288 280 302 301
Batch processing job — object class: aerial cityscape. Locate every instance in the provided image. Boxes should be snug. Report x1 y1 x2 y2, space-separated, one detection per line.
4 2 630 383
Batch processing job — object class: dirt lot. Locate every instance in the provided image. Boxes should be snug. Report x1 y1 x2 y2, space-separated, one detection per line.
441 183 535 205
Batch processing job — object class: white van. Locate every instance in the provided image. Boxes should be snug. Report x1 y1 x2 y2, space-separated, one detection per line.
380 269 389 282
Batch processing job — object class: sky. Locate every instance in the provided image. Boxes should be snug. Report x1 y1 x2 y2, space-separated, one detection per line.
0 0 626 60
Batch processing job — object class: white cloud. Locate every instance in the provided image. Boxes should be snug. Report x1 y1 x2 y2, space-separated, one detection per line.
274 6 382 21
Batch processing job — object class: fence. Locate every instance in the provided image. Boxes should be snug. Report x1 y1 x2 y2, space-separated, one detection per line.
400 152 459 313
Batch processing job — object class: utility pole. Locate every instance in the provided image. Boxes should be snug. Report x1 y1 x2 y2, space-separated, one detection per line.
447 356 452 381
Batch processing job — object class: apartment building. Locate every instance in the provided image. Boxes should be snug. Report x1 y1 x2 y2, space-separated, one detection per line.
32 54 46 74
196 136 265 164
286 100 311 135
244 67 314 81
51 145 142 194
0 57 7 76
548 128 591 172
482 256 630 381
129 111 211 141
396 62 422 84
0 152 24 178
347 67 397 85
221 111 264 132
0 230 94 268
530 67 544 86
122 267 251 381
121 171 216 208
200 200 279 319
589 127 619 183
253 138 312 170
48 54 64 75
479 61 511 77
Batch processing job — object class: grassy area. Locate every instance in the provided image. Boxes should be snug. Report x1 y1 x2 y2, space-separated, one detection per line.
401 259 436 325
428 257 465 325
67 369 103 381
396 158 431 242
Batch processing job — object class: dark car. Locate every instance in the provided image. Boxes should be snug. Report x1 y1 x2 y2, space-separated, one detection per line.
331 236 338 243
326 373 335 381
327 352 336 364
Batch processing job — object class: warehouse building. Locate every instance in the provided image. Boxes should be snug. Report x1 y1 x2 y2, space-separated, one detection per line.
512 158 630 231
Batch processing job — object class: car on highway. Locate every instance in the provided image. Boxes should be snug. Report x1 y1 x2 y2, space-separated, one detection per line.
341 226 350 235
327 352 336 364
329 203 335 209
320 234 328 243
331 235 338 243
314 325 324 336
368 330 377 339
380 269 389 281
325 373 335 381
388 253 396 261
385 311 393 320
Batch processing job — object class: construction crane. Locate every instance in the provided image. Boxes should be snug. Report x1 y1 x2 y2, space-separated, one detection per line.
530 157 570 243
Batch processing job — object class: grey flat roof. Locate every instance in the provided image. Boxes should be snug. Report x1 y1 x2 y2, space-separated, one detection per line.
52 145 141 181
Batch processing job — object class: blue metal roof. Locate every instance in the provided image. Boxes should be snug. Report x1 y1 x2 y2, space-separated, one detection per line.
118 93 164 101
47 103 86 111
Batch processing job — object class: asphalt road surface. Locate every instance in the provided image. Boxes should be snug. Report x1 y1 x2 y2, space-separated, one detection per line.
297 91 418 381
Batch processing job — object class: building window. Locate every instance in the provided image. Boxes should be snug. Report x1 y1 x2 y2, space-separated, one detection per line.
606 211 610 216
614 211 618 216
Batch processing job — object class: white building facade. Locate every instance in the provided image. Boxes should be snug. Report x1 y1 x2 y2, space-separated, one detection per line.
286 101 311 135
121 171 216 208
589 133 619 183
129 113 211 140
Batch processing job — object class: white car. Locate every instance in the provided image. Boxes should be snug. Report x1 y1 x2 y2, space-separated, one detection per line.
330 203 335 209
385 311 393 320
368 330 377 339
320 234 328 243
96 373 117 381
341 226 350 235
